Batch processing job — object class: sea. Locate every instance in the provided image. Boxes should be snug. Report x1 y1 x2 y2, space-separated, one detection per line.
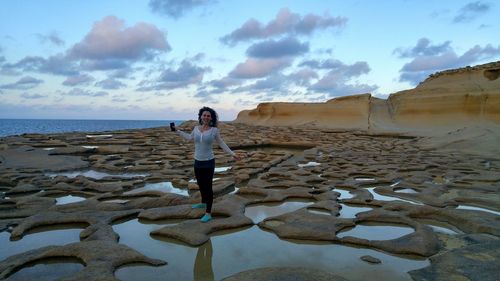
0 119 184 137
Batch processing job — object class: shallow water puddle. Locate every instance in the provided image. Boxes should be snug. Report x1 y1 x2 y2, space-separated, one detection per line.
81 145 99 149
6 259 84 281
366 187 423 205
55 195 86 205
46 170 148 179
214 166 231 173
113 225 428 281
416 219 461 235
337 224 414 240
307 208 331 216
188 178 220 183
355 178 375 181
86 134 112 138
298 161 320 168
335 189 353 199
394 188 419 194
456 205 500 216
0 227 82 261
101 199 130 204
339 204 372 218
124 182 189 196
244 201 313 223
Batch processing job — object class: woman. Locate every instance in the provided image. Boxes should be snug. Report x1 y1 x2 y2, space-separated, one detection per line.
172 106 240 222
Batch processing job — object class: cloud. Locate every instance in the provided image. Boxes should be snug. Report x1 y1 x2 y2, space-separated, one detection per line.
310 79 378 97
61 88 109 97
228 57 292 79
0 76 43 90
62 74 95 86
36 31 65 46
0 102 199 120
149 0 216 19
2 16 169 76
232 74 288 93
220 8 347 45
246 37 309 58
396 39 500 84
193 89 218 103
69 16 170 64
137 59 210 91
1 54 80 76
393 38 452 58
307 61 376 96
111 95 128 102
453 1 491 23
207 77 243 93
95 78 126 89
299 58 344 69
20 92 47 99
287 68 319 86
300 59 370 76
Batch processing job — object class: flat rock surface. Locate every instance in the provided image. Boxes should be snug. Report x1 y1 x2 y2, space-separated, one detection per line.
0 122 499 280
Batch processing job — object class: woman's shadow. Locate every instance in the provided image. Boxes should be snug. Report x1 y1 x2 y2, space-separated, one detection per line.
193 239 214 281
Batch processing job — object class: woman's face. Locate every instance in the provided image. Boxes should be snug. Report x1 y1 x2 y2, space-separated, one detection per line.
201 111 212 125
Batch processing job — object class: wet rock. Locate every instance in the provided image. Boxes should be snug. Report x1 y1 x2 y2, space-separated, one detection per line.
222 267 348 281
409 235 500 281
0 146 88 171
360 255 381 264
0 240 166 281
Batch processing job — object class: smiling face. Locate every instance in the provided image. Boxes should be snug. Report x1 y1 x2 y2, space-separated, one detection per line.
201 111 212 126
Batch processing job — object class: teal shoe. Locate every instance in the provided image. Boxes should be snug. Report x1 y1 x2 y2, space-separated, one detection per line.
200 214 212 223
191 203 207 209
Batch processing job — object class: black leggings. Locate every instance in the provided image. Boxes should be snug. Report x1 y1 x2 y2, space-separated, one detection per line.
194 159 215 213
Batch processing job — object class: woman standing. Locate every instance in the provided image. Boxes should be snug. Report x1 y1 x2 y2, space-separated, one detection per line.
172 107 240 222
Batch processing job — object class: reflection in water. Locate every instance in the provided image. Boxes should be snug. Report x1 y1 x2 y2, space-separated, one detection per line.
194 240 214 281
124 182 188 196
0 228 82 261
335 189 353 199
338 204 372 218
366 187 423 205
416 219 461 235
6 258 84 281
338 224 414 240
46 170 148 179
214 166 231 173
114 220 428 281
298 161 320 168
55 195 86 205
456 205 500 216
244 201 313 223
394 188 418 194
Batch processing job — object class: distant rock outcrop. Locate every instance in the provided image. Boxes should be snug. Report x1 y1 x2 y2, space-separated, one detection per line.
235 61 500 133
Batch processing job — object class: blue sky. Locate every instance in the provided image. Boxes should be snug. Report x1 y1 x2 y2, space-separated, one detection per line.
0 0 499 120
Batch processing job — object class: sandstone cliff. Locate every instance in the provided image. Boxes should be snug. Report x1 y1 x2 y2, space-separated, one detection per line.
235 61 500 133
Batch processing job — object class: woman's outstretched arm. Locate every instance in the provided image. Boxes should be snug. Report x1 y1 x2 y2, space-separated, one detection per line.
176 127 194 141
214 128 235 156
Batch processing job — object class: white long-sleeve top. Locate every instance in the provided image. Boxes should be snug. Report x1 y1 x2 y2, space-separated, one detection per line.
177 126 235 161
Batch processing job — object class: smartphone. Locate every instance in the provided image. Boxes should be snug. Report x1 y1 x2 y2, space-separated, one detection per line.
169 122 176 131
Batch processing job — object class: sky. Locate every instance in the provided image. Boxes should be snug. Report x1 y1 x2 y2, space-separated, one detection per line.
0 0 499 121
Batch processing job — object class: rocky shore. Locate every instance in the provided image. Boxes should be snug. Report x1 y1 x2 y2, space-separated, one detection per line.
1 61 499 280
0 119 499 280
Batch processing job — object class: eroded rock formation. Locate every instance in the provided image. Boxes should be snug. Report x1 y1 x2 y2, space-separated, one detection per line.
235 61 500 133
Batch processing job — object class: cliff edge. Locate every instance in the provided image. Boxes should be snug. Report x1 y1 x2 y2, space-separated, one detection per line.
234 61 500 157
235 61 500 132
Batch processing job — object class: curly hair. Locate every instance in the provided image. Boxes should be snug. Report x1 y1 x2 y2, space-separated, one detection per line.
198 106 218 127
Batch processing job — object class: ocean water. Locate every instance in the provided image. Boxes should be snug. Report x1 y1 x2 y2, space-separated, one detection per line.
0 119 184 137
